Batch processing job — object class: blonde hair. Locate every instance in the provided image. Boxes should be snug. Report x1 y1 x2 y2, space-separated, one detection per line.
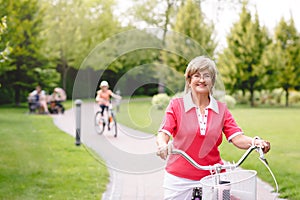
184 56 217 94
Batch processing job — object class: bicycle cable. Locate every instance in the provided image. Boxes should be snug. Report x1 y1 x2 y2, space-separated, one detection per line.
259 158 279 200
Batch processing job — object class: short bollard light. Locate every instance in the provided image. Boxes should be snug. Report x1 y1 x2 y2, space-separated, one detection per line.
75 99 82 146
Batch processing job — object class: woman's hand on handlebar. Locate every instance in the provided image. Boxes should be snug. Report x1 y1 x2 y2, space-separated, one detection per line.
156 132 171 160
232 134 271 154
253 137 271 154
156 144 169 160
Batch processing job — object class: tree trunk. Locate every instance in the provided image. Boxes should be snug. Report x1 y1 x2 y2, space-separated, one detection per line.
14 85 20 106
62 66 69 92
285 88 289 107
250 89 254 107
157 0 173 94
14 64 21 106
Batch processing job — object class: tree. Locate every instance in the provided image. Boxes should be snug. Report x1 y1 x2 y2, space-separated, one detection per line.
122 0 240 94
217 2 270 106
131 0 180 41
0 0 60 105
40 0 120 93
129 0 181 93
262 17 300 107
78 29 164 97
0 16 11 65
162 0 217 73
0 15 12 104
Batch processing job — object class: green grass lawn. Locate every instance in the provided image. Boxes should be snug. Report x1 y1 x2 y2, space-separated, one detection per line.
117 98 300 200
117 98 164 134
0 105 109 200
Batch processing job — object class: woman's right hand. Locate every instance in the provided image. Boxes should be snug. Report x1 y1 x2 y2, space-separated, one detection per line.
156 143 169 160
156 132 171 160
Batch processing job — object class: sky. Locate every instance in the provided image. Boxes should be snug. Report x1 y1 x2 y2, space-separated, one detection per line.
202 0 300 50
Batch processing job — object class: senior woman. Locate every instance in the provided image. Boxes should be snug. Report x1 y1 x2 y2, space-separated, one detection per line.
156 56 270 200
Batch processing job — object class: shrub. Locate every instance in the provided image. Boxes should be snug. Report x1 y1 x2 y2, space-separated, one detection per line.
152 93 171 110
221 95 236 109
232 90 249 104
289 91 300 105
270 88 285 105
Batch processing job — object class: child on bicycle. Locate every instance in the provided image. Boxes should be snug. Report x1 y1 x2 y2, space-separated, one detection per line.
156 56 271 200
95 81 122 117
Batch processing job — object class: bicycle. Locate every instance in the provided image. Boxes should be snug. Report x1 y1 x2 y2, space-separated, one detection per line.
171 144 278 200
94 103 118 137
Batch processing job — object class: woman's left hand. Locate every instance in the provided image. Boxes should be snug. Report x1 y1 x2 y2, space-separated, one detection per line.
255 139 271 154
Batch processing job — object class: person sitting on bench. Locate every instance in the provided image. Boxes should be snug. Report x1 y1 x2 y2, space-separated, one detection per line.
28 85 49 114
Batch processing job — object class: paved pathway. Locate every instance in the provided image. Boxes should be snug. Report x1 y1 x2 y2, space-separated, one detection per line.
52 101 282 200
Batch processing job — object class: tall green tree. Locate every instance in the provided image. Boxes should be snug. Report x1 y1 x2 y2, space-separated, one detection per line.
261 17 300 107
127 0 240 94
218 2 270 106
41 0 120 92
0 16 11 65
79 29 164 96
131 0 179 42
130 0 180 93
0 0 59 105
162 0 217 73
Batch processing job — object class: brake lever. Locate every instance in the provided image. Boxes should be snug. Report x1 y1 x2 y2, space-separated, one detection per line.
257 146 269 165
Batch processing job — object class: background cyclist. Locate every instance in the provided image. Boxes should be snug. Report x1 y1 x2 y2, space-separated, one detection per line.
95 80 122 117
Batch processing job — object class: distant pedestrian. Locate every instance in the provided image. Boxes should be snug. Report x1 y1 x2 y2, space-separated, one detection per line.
49 87 67 114
28 85 49 114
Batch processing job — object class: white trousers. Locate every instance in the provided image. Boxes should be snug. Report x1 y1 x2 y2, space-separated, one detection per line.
163 171 201 200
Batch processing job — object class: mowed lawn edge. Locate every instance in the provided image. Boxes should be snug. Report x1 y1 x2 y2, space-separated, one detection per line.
0 106 109 200
116 98 300 200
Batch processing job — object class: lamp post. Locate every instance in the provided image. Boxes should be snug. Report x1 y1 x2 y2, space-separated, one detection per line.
75 99 82 146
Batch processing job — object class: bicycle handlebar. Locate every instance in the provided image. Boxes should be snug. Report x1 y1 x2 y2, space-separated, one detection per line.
171 145 267 173
171 144 278 195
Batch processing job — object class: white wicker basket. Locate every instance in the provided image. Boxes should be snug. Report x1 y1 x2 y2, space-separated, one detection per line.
200 170 257 200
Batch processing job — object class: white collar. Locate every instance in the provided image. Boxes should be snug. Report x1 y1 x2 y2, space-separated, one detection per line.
183 91 219 114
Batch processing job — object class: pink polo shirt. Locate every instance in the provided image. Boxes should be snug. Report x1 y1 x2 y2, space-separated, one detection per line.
159 92 243 180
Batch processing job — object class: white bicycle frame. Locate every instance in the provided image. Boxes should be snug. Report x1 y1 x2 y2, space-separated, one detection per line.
101 103 113 123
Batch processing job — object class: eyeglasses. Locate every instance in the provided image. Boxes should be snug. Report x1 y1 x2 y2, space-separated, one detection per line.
191 73 211 80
